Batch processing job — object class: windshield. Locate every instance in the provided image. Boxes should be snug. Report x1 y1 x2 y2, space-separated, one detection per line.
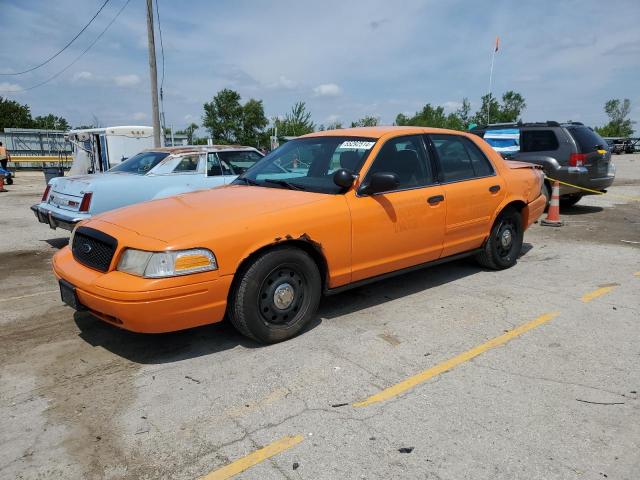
109 151 169 174
234 136 376 194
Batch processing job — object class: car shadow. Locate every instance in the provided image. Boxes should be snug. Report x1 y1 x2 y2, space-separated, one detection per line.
45 237 69 249
73 246 534 364
561 205 603 215
74 312 261 364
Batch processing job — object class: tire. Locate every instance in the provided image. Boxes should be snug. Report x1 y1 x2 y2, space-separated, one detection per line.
5 176 13 185
476 208 523 270
229 246 321 344
560 195 582 208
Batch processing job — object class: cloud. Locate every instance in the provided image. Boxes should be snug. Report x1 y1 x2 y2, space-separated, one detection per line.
268 75 298 89
73 71 93 82
313 83 342 97
0 82 23 93
113 74 141 87
132 112 148 120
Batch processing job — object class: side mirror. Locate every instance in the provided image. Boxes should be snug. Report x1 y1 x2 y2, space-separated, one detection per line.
332 168 357 189
360 172 399 195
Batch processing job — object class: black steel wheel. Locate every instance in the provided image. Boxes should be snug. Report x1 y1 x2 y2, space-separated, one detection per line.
229 246 321 344
476 208 523 270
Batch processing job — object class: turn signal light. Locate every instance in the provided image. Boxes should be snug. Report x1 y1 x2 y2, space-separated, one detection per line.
79 192 93 212
569 153 586 167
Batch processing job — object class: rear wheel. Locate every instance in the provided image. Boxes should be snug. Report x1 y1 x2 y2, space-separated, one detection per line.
229 246 321 344
540 182 550 210
560 195 582 208
476 208 523 270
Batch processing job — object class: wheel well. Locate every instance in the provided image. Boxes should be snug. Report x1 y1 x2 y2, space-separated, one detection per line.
229 239 329 301
500 200 527 227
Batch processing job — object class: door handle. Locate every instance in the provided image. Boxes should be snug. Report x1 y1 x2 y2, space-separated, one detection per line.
489 185 501 193
427 195 445 205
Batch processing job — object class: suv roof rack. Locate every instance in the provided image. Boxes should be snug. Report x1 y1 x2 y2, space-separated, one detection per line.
561 121 585 126
472 121 565 130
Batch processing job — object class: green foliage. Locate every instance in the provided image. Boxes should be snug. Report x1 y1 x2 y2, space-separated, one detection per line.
395 103 464 130
470 91 526 126
0 96 33 131
202 89 268 146
326 121 344 130
351 115 379 128
595 98 634 137
275 101 315 136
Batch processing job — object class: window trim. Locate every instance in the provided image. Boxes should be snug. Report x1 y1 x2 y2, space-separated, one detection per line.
427 133 497 185
356 134 437 197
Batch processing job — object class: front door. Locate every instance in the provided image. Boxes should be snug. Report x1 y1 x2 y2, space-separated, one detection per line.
428 134 505 257
347 135 446 282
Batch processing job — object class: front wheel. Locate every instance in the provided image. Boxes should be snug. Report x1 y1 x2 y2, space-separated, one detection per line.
229 247 321 344
476 208 523 270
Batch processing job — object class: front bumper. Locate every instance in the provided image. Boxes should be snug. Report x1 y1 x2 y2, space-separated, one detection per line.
52 247 232 333
31 203 89 231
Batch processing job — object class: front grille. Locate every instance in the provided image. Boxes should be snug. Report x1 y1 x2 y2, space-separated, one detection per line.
72 227 118 272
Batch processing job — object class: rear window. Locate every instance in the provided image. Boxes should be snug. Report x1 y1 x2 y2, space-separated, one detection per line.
520 130 559 152
566 126 607 153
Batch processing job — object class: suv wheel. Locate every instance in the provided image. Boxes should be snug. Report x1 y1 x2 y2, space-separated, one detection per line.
229 246 321 344
476 208 523 270
560 195 582 208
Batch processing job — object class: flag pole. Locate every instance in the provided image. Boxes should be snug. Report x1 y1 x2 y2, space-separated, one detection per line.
488 36 499 125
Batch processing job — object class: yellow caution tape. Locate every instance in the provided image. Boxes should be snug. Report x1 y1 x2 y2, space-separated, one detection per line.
545 176 640 202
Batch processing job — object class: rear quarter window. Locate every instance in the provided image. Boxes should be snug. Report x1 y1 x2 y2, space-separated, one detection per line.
520 130 559 152
566 127 607 153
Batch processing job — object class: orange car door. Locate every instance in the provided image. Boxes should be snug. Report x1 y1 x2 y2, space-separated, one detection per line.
428 134 505 257
347 135 446 282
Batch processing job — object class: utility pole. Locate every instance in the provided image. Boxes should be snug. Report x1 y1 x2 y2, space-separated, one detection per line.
146 0 161 147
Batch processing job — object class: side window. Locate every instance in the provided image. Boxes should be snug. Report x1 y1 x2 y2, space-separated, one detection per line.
207 153 222 176
173 155 200 173
217 150 262 175
520 130 559 152
430 134 476 182
463 137 494 177
366 135 433 189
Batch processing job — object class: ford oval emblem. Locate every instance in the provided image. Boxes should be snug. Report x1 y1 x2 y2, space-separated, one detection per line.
81 243 92 254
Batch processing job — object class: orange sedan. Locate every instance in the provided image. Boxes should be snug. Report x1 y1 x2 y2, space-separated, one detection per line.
53 127 546 343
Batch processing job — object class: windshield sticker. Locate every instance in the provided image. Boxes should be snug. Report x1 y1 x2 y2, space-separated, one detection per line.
339 141 375 150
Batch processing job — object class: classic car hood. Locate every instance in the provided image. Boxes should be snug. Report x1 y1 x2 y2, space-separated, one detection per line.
93 185 328 243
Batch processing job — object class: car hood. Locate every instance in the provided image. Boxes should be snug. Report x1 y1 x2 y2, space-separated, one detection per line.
93 185 329 243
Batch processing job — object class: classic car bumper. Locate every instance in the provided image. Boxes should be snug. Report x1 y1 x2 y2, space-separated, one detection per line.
52 247 233 333
31 203 90 231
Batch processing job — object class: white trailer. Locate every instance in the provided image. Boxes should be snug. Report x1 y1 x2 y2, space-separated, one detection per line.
66 126 154 175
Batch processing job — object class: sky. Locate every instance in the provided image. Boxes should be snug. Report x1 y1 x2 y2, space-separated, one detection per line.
1 0 639 135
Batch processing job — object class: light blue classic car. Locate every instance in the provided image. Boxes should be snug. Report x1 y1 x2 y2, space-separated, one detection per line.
31 145 263 231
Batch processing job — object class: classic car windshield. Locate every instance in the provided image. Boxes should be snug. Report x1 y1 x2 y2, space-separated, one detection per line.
234 136 376 194
109 151 169 175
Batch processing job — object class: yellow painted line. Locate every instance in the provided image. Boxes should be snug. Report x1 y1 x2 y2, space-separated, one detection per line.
353 312 560 407
200 435 303 480
581 286 615 303
0 289 59 302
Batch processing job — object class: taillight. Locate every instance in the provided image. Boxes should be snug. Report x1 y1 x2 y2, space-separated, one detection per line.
79 192 93 212
569 153 586 167
42 184 51 201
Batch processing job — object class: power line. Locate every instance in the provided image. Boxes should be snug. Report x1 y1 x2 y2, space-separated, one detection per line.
0 0 131 93
0 0 111 76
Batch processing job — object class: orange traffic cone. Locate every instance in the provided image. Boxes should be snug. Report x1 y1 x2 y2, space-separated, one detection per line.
0 174 6 192
541 180 563 227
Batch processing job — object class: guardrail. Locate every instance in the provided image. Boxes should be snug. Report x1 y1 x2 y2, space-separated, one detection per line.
7 156 72 170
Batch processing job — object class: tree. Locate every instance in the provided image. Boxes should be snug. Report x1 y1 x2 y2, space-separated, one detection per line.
32 114 70 131
0 96 33 131
240 99 268 146
203 88 244 143
276 101 315 136
395 103 464 130
326 121 343 130
595 98 635 137
185 122 199 144
351 115 379 127
455 98 471 127
471 91 526 125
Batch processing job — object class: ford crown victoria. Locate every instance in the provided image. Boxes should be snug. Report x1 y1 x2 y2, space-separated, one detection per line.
53 127 546 343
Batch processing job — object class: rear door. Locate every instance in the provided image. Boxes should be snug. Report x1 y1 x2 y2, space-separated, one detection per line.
428 134 505 257
565 126 611 179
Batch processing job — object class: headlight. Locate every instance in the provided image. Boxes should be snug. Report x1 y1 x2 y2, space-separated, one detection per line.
117 248 217 278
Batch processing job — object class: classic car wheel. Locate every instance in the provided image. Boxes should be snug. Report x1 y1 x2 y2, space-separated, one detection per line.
229 246 321 344
476 208 523 270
